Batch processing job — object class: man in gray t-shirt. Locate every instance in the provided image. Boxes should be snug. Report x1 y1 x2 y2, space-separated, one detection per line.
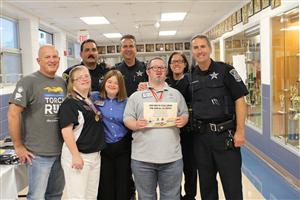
124 57 189 200
7 45 66 199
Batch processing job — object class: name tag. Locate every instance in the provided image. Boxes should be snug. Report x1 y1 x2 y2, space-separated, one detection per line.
94 100 105 106
142 92 152 98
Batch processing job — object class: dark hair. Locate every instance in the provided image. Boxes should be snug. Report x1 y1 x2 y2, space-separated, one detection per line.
99 70 127 102
80 39 98 52
190 34 211 48
167 52 189 76
120 34 136 46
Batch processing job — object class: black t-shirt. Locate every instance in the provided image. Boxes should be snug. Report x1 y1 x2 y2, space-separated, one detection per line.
166 74 190 103
115 59 148 96
62 62 109 91
59 97 106 153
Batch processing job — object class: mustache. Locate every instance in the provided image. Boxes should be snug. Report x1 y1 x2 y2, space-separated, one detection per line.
88 55 96 59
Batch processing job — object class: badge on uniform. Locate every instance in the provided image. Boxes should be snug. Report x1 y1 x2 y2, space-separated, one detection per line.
94 100 105 107
229 69 242 82
209 72 219 80
142 92 152 98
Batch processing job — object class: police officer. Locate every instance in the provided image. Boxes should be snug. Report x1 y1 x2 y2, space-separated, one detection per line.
62 39 110 91
189 35 248 200
115 34 148 96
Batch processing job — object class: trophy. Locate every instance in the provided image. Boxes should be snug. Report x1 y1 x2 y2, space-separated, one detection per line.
279 94 285 112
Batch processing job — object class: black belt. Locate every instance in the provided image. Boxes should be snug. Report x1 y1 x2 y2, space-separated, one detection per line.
193 119 235 134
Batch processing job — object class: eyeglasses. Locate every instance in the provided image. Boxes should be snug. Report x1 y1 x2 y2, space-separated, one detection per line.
73 74 90 82
148 66 167 71
171 60 184 64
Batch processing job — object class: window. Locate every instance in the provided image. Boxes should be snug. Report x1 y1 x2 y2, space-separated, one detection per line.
224 27 262 130
39 29 53 45
271 7 299 150
0 17 21 86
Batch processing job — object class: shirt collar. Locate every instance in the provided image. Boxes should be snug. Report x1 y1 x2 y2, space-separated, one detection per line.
146 82 169 92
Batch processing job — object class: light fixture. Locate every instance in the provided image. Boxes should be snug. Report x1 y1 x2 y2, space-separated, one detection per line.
159 31 176 36
80 16 110 25
280 26 300 31
103 33 122 38
161 12 186 21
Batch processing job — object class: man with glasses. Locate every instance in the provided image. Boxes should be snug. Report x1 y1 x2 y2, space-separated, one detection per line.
124 57 189 200
115 34 148 96
62 39 110 91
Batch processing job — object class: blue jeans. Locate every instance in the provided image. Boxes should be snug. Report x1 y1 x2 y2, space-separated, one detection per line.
131 159 183 200
27 155 65 200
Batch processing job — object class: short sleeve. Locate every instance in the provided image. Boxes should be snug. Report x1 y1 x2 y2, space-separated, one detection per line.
176 90 189 117
123 94 137 120
224 66 249 101
58 99 79 129
9 77 32 108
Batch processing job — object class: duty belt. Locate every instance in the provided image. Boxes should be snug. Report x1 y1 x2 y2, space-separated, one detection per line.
192 119 235 134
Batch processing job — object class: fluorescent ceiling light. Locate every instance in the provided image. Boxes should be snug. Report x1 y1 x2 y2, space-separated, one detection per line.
159 31 176 36
280 26 300 31
103 33 122 38
80 16 110 25
161 12 186 21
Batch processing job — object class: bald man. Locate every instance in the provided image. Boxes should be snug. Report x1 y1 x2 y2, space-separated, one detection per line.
8 45 66 200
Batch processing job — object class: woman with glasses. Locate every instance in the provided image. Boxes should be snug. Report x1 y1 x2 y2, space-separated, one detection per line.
167 52 198 200
58 65 106 199
91 70 131 200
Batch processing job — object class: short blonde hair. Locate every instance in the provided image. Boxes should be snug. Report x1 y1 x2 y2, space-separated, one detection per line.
99 70 127 101
67 65 90 97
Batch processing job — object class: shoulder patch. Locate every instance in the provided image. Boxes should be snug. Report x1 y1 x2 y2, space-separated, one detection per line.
229 69 242 82
62 73 69 81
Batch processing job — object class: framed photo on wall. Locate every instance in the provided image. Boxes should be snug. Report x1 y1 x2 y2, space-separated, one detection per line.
146 44 154 52
254 0 262 13
136 44 145 52
271 0 281 9
155 43 164 51
248 1 254 17
107 45 115 54
242 5 249 24
165 43 174 51
184 42 190 50
262 0 270 9
97 46 106 54
175 42 183 50
232 13 237 26
236 9 242 24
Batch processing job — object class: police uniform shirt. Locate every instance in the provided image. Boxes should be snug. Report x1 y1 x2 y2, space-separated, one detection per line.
62 62 109 91
191 59 248 121
59 97 106 153
115 59 148 96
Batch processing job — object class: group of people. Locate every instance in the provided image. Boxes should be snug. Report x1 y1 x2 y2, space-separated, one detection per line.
7 34 248 200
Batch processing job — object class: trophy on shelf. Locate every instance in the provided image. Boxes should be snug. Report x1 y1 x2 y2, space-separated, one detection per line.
289 85 298 112
288 84 300 143
279 94 285 113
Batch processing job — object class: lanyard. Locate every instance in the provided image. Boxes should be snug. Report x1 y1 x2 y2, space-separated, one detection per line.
149 88 163 102
74 91 102 121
